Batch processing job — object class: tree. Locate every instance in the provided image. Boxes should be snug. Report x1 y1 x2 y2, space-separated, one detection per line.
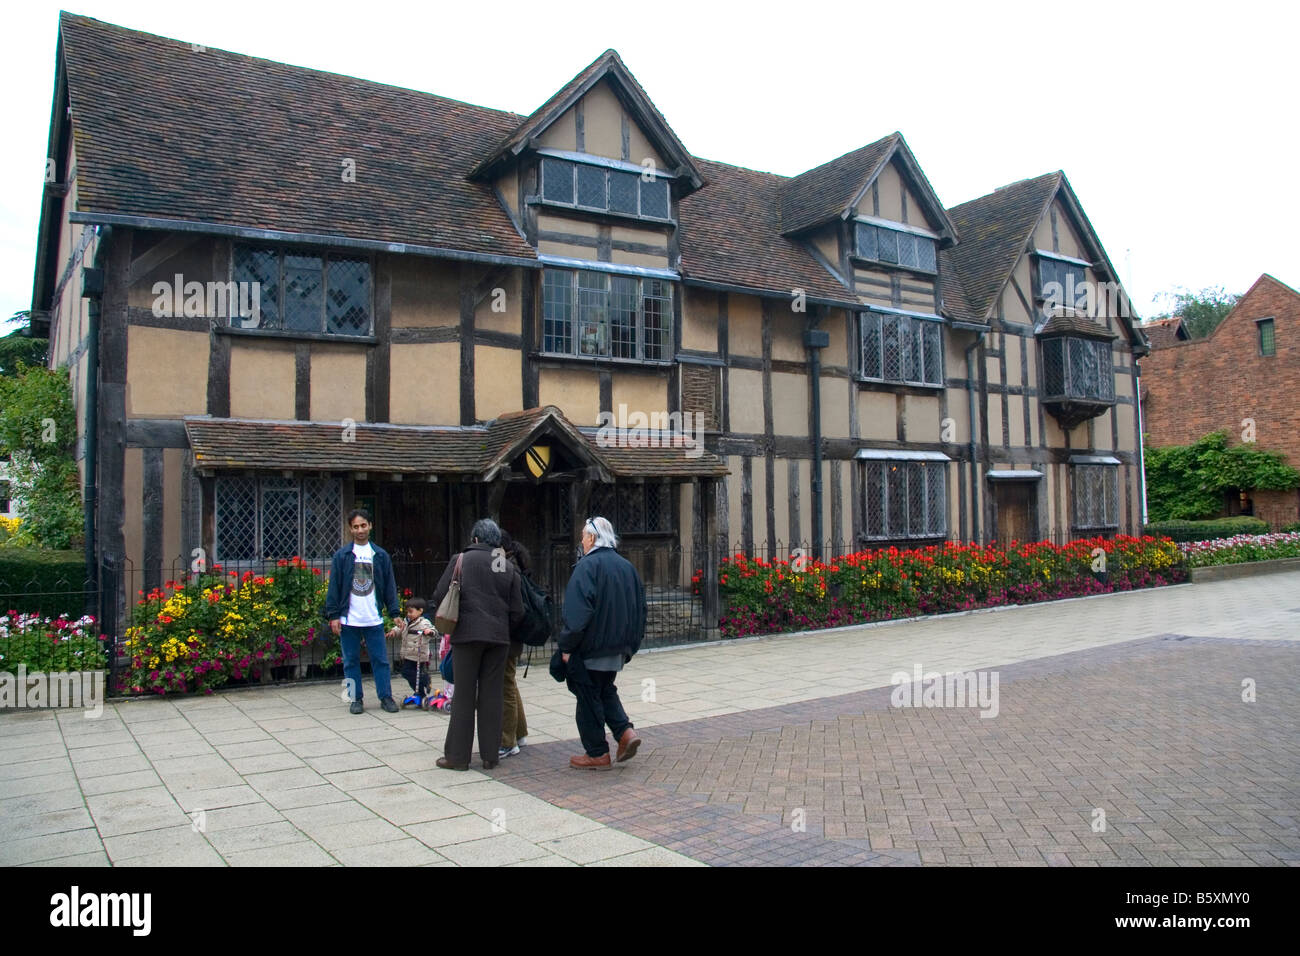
0 311 49 377
1150 286 1240 340
0 363 82 549
1144 431 1300 522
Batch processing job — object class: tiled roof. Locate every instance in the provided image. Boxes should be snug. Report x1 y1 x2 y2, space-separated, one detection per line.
184 407 728 479
938 248 980 325
679 159 854 303
58 15 1127 327
1140 318 1187 349
945 172 1062 321
1037 312 1117 339
779 134 898 236
185 419 488 474
59 14 536 261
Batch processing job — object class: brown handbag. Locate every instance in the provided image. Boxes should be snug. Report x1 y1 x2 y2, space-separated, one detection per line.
434 553 463 634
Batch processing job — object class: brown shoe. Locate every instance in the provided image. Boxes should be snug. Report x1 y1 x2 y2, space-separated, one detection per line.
616 728 641 763
436 756 469 771
569 753 612 769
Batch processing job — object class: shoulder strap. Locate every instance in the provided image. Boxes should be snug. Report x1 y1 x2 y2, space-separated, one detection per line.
453 553 463 581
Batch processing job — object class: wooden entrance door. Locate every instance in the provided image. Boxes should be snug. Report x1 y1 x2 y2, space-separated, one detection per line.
993 481 1036 544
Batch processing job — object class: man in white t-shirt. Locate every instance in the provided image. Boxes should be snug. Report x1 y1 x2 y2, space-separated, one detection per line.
325 509 402 714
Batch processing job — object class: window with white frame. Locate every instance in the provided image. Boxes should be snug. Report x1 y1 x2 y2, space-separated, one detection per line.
540 157 671 221
1072 464 1118 530
860 458 947 540
860 310 943 386
215 476 342 563
232 244 372 336
854 222 937 272
542 268 672 361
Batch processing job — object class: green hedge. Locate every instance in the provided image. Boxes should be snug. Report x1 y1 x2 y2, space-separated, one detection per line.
1142 517 1269 543
1282 521 1300 534
0 549 90 616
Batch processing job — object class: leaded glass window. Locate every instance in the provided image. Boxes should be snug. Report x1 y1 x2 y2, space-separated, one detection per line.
861 459 947 540
1072 465 1118 530
536 157 672 220
860 310 943 386
233 245 372 336
214 476 343 563
541 269 674 362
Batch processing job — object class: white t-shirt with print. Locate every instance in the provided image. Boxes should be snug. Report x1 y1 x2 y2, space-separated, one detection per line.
342 542 382 626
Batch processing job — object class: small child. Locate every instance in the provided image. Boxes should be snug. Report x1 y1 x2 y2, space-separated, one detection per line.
429 631 454 711
387 598 436 705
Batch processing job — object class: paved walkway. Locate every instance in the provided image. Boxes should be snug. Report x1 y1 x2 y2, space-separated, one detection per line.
1 573 1297 866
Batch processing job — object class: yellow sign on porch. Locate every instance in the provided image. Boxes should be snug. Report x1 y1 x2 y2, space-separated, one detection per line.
525 444 551 478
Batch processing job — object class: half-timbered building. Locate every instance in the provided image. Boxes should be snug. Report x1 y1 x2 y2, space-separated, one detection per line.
32 14 1150 637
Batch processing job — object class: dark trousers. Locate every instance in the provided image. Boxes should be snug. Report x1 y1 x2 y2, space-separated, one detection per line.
400 659 431 696
567 667 633 757
443 641 509 765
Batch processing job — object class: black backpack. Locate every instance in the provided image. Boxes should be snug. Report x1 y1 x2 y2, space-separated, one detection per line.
514 573 553 647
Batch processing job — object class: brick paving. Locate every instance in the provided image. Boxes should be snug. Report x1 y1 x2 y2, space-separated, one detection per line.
496 635 1300 866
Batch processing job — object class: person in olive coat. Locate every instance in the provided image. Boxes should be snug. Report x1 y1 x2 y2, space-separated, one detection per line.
432 518 524 770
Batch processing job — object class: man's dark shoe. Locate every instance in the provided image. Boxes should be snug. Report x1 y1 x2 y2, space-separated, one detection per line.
380 697 399 714
481 759 499 770
616 728 641 763
436 756 469 771
349 700 363 715
570 753 612 769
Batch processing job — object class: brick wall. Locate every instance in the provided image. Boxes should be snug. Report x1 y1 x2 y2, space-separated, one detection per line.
1142 276 1300 490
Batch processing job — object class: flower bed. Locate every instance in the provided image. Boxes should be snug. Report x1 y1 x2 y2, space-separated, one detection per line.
0 612 108 671
710 536 1185 638
121 557 333 695
1179 532 1300 568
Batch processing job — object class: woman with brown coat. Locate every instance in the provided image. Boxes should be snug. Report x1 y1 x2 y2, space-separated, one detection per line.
431 518 524 770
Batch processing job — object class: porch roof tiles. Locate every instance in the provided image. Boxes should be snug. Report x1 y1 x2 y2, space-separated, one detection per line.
183 407 728 480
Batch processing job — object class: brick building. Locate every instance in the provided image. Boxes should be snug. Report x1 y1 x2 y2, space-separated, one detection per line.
1141 273 1300 527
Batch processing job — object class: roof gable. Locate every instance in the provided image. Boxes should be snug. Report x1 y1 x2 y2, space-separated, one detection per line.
781 133 957 241
1201 273 1300 344
946 171 1144 347
469 50 704 192
945 171 1061 321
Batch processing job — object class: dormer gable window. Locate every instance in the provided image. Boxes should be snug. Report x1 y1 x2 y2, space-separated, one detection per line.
539 153 671 222
854 219 937 273
1036 251 1089 311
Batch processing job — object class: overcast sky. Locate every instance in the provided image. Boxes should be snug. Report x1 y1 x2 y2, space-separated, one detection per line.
3 0 1297 329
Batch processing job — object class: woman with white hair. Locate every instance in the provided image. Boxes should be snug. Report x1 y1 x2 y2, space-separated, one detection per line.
431 518 524 771
557 515 648 769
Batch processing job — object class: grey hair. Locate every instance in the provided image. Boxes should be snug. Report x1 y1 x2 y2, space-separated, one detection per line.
584 515 619 549
469 517 502 547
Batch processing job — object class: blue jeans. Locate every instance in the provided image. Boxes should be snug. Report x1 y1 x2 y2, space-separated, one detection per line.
340 624 392 701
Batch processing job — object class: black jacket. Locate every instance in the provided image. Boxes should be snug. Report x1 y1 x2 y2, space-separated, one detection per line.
432 543 524 646
557 546 647 659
